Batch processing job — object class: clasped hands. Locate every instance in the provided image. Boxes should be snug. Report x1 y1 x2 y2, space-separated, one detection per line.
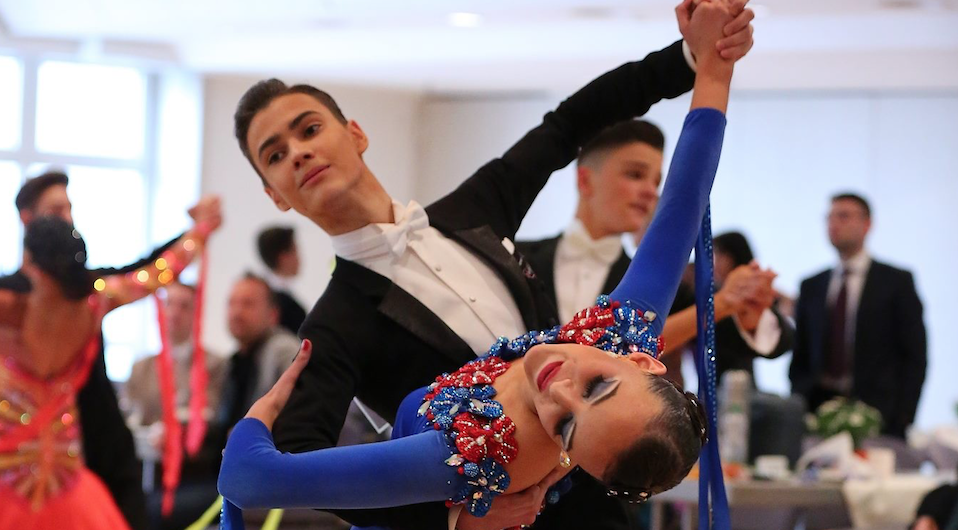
717 261 778 332
678 0 755 64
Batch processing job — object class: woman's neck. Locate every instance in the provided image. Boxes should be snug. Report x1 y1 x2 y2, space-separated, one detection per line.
494 358 569 491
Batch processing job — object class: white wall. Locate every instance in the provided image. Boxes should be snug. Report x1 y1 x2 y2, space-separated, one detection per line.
199 75 421 352
416 89 958 430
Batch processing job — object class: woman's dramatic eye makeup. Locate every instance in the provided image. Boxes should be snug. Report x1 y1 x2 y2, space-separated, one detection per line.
556 376 621 452
584 376 620 401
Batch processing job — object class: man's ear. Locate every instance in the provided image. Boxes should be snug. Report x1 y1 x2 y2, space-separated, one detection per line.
264 187 292 212
19 211 33 226
347 120 369 156
576 166 594 197
627 352 667 375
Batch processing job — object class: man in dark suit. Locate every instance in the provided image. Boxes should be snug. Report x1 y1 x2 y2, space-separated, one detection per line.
232 10 755 529
0 171 185 530
790 193 926 438
256 225 307 334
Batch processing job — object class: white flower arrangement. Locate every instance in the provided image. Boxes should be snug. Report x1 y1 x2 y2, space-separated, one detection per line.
805 397 882 448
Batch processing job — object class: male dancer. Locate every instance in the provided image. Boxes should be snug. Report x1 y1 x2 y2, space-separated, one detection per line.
233 4 754 528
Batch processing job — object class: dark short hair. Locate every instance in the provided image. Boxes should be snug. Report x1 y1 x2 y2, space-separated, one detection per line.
578 120 665 169
713 231 754 268
239 271 280 309
16 171 69 213
24 216 92 300
832 192 871 218
234 79 347 184
602 375 706 501
256 226 296 271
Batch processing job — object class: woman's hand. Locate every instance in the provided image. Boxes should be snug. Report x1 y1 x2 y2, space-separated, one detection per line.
245 339 312 431
457 466 570 530
187 195 224 233
685 0 736 64
678 0 752 63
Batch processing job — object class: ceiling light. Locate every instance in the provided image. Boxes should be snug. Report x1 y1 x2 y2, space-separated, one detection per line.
448 12 483 28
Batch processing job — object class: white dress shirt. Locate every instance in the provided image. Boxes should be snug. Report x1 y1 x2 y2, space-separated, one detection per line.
331 200 525 355
263 269 294 293
732 309 783 357
554 219 624 323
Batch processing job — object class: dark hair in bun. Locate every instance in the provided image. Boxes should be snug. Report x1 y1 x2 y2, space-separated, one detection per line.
24 216 93 300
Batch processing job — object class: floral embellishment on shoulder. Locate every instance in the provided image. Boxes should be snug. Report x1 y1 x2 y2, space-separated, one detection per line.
419 294 661 518
421 355 516 517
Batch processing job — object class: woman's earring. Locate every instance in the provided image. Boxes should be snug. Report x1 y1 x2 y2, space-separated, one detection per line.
559 450 571 468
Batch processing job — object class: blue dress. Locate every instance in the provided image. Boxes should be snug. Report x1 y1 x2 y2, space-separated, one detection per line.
217 108 727 528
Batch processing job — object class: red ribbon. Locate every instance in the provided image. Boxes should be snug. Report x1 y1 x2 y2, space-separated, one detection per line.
154 248 210 517
184 248 209 457
154 293 183 517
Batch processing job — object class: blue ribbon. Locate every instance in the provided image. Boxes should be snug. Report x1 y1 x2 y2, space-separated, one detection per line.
693 206 730 530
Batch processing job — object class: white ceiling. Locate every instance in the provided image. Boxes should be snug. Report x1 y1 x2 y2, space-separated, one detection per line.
1 0 957 92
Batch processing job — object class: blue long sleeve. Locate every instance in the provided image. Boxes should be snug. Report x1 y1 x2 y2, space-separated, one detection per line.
218 418 461 517
610 108 726 334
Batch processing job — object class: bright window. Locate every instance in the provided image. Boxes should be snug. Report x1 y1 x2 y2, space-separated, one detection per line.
0 162 22 274
0 57 23 150
35 61 146 159
63 165 148 268
5 55 202 382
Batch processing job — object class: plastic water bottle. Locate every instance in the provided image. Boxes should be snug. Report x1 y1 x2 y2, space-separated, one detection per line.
719 370 751 465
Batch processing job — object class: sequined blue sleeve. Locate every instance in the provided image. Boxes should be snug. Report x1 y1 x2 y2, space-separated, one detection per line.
609 108 726 334
218 418 462 517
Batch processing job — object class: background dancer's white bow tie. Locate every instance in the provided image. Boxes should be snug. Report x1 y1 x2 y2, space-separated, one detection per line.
333 200 430 261
560 226 622 264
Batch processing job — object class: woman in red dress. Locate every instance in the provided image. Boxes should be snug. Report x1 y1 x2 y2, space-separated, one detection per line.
0 198 220 529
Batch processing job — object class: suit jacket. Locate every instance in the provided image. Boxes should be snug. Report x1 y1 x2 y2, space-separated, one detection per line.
516 235 631 309
126 347 228 427
790 259 927 437
274 289 307 336
272 40 695 530
219 328 301 431
0 234 180 530
518 238 794 385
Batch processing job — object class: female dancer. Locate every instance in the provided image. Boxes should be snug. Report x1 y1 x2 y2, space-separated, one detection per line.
219 0 736 526
0 198 220 529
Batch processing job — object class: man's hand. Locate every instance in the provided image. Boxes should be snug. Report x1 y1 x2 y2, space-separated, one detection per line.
686 0 735 64
457 467 569 530
677 0 754 63
719 1 755 60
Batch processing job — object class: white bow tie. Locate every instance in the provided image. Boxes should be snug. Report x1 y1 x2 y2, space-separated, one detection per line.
560 229 622 264
334 200 430 261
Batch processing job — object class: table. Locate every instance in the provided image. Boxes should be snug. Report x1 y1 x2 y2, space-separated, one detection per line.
651 478 848 530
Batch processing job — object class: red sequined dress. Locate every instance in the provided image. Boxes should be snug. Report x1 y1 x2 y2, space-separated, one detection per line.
0 306 131 530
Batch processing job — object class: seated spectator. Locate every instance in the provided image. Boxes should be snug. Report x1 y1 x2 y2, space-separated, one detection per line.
217 273 300 436
124 281 226 530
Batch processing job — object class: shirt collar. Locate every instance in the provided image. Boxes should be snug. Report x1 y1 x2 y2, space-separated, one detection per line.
839 249 871 276
559 218 623 265
330 199 429 261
